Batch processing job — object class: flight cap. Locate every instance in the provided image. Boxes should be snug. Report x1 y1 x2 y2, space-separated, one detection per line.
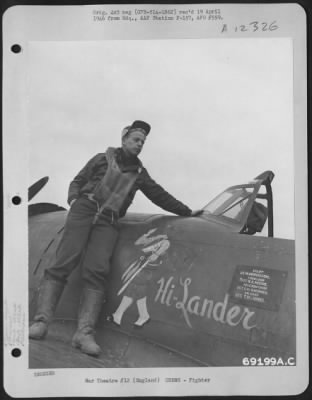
122 120 151 138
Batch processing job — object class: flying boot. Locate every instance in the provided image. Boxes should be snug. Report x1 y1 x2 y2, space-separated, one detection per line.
71 288 105 357
29 279 65 339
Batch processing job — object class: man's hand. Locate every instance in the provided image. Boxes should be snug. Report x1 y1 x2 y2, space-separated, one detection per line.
190 209 204 217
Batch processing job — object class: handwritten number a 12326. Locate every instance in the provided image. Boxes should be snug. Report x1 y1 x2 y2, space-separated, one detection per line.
250 21 278 32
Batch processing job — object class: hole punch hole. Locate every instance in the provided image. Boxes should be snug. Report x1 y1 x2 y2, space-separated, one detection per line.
12 196 22 205
11 44 22 53
11 348 21 358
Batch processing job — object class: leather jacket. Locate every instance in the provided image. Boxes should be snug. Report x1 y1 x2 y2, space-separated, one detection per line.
68 148 192 218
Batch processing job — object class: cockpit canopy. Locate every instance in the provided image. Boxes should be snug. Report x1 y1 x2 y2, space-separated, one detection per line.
202 171 274 237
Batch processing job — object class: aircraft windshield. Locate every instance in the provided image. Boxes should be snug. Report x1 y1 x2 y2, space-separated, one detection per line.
204 187 254 222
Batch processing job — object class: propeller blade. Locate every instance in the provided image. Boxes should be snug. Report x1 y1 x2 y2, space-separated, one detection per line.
28 176 49 201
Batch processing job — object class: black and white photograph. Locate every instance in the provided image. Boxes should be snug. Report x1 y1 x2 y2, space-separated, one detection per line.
3 3 308 397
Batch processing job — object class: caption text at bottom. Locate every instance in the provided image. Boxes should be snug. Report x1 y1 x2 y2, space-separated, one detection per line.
85 377 210 384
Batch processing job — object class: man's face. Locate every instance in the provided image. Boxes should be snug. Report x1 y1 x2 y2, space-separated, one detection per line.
122 130 146 156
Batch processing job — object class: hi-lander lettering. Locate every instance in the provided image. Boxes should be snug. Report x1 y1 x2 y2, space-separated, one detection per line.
155 276 257 330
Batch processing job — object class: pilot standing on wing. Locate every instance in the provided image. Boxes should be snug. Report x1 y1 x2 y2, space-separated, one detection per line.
29 120 203 357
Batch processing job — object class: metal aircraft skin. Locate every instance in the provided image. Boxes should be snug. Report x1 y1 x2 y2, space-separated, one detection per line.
29 171 295 368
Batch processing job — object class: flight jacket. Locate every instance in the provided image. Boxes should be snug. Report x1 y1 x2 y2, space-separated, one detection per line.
67 148 192 218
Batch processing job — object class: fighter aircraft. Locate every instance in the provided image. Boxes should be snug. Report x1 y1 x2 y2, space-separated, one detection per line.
29 171 295 368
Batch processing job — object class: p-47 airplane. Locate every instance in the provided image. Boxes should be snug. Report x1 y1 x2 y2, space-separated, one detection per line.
29 171 295 368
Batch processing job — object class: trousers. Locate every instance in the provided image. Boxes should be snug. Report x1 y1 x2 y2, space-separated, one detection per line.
45 197 119 291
